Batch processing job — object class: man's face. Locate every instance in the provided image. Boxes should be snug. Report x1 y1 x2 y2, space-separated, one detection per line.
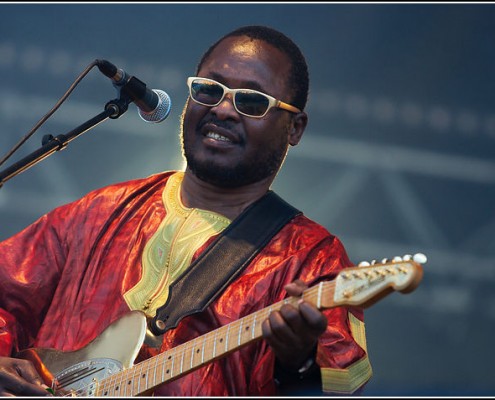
180 36 298 189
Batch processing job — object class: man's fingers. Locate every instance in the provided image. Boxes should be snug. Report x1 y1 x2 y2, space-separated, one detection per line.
267 306 301 343
298 301 328 334
1 376 50 396
284 279 307 297
0 358 50 396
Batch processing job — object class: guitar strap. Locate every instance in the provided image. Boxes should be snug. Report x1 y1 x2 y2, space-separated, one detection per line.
149 190 301 335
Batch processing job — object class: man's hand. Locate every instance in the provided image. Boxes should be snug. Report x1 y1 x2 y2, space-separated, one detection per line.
261 279 328 372
0 356 51 396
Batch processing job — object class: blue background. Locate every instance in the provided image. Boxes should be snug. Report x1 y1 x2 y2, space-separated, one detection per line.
1 3 494 396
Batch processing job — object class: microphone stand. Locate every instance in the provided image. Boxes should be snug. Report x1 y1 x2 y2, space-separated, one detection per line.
0 94 132 188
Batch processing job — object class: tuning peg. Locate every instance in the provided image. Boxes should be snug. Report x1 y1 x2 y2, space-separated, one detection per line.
403 254 412 261
392 256 403 262
358 261 371 267
370 259 377 265
413 253 427 264
381 258 389 264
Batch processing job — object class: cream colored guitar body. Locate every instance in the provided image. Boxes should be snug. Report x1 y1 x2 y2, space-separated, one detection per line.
19 311 147 396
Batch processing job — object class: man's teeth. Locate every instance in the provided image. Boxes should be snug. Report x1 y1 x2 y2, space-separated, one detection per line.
206 132 231 142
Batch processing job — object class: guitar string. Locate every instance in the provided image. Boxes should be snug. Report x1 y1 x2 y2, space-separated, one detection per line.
61 283 336 397
97 292 313 395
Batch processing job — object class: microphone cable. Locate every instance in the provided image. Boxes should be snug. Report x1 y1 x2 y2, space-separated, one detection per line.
0 60 99 168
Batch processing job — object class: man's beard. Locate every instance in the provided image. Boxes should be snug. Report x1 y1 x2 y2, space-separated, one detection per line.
180 109 289 189
184 145 288 189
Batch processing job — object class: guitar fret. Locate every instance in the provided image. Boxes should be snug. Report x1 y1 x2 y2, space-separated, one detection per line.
122 369 129 396
131 374 139 397
153 353 159 390
167 353 173 381
130 367 137 396
124 366 131 396
252 314 256 339
190 338 195 369
96 375 108 396
161 352 167 382
143 359 149 393
116 371 123 396
238 320 243 346
180 345 186 374
225 324 230 352
201 334 206 363
136 360 143 395
171 351 176 377
213 330 217 358
98 375 106 396
110 373 117 396
107 372 115 396
317 282 323 309
132 367 138 395
109 371 118 396
118 374 123 396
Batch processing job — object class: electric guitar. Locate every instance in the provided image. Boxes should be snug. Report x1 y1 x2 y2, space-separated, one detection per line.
18 254 425 397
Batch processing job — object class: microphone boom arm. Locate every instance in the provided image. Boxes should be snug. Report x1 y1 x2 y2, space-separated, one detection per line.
0 96 131 188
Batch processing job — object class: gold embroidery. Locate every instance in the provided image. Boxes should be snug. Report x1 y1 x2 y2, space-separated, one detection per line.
124 172 231 316
320 312 372 393
349 311 368 353
321 355 372 394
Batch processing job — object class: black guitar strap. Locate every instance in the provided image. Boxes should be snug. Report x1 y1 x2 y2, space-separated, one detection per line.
149 190 301 335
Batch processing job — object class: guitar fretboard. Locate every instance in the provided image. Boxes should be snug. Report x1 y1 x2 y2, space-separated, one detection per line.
94 281 335 396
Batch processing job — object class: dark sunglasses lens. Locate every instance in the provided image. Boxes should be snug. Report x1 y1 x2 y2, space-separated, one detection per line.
235 92 269 116
191 80 224 105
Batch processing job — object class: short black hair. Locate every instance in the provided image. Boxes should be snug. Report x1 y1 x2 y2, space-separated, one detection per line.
196 25 309 111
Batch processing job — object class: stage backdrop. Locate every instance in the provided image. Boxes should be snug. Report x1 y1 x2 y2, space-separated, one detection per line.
1 3 494 396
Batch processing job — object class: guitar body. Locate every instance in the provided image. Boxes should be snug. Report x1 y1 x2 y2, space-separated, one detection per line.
18 310 147 396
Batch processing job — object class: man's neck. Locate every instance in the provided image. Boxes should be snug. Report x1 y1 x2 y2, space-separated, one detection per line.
180 169 273 220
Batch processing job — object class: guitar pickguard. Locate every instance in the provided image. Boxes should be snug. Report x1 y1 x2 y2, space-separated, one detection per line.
17 311 147 397
53 357 123 396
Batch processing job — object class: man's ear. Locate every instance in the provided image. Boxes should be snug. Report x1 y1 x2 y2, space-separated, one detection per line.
289 112 308 146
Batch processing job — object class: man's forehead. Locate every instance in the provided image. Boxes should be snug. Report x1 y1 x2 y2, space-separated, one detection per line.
200 35 292 94
212 36 273 58
222 36 259 56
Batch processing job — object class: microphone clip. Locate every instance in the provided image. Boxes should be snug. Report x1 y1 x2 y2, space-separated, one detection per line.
104 94 132 119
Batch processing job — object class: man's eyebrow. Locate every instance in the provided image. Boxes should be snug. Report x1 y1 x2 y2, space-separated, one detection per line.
209 72 266 92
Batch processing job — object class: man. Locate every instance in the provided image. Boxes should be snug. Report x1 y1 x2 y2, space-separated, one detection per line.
0 25 372 396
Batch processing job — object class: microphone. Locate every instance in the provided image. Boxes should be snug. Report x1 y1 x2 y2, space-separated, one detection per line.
96 59 171 123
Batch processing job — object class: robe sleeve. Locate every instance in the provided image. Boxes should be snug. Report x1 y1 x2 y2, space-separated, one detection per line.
310 236 372 394
0 207 70 352
280 233 372 395
0 309 16 356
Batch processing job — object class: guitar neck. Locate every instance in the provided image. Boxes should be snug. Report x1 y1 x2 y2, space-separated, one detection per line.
95 282 336 396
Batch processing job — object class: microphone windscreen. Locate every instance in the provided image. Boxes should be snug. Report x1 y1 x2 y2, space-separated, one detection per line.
138 90 172 123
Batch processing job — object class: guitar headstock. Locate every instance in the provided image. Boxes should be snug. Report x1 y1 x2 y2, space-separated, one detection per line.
333 253 426 308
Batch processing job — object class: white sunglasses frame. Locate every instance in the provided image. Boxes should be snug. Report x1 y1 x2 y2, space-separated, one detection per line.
187 76 301 118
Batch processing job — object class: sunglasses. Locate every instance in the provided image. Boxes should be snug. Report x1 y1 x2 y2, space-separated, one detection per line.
187 77 301 118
